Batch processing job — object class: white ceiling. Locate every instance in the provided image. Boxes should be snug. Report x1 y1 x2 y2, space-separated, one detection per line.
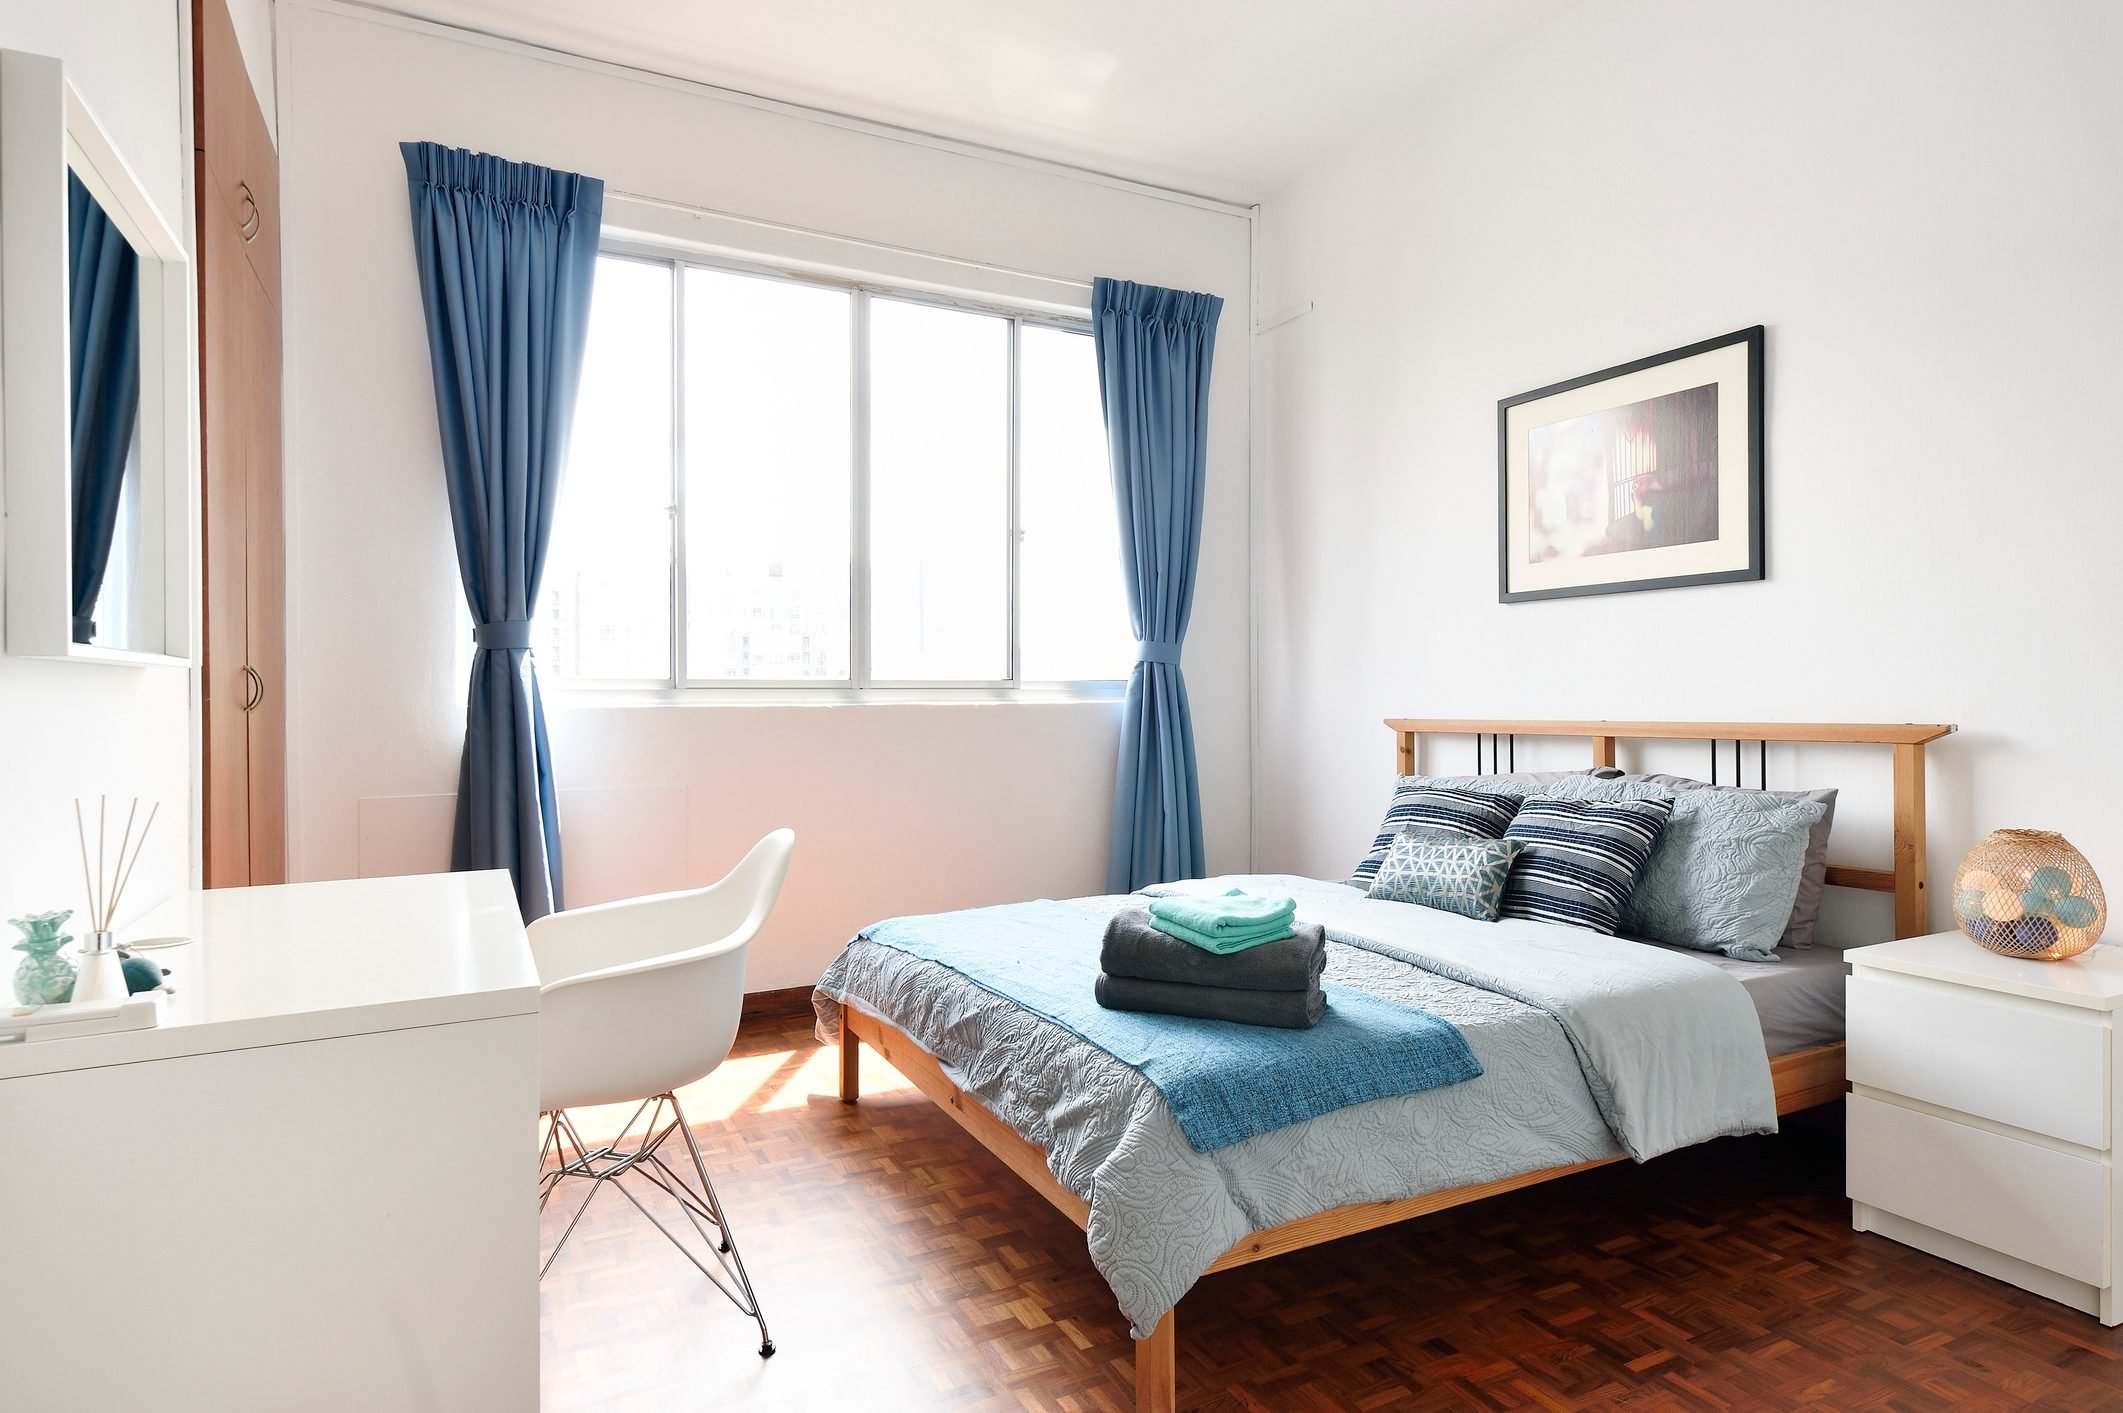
367 0 1577 202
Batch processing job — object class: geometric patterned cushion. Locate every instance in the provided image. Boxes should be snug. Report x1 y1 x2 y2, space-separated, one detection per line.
1497 794 1676 935
1349 785 1523 888
1366 834 1524 921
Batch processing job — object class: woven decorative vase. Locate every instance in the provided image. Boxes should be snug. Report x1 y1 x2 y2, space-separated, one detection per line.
1952 829 2106 961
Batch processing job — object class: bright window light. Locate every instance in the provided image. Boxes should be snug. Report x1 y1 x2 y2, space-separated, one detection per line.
867 298 1009 683
539 249 1128 693
537 256 673 682
1019 325 1131 682
683 267 852 680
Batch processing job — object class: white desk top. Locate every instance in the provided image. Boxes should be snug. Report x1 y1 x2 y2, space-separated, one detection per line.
0 871 539 1080
1846 930 2123 1011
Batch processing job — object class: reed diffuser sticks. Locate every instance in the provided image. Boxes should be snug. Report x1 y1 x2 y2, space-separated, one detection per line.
73 795 159 935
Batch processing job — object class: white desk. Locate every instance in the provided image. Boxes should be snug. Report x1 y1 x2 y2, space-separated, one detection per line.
0 871 541 1410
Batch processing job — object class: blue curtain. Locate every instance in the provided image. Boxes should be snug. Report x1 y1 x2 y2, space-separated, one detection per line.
1093 277 1223 892
68 171 141 645
401 143 603 921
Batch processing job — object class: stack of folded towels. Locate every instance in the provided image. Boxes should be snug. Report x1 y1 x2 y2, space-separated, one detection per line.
1095 890 1328 1029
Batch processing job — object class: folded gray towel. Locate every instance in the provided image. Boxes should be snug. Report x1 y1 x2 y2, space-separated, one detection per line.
1101 909 1327 992
1094 972 1326 1029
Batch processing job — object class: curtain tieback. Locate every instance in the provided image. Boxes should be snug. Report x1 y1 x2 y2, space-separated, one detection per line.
1135 640 1182 667
474 618 534 650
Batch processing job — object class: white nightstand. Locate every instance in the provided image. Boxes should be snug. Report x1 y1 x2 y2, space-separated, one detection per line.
1846 931 2123 1324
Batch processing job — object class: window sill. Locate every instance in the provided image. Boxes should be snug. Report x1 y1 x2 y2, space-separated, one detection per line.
542 683 1127 709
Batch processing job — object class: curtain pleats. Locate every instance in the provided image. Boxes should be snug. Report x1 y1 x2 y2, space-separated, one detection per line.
401 141 603 920
1093 276 1223 892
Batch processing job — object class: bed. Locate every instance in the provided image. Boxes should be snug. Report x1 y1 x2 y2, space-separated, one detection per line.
816 718 1955 1412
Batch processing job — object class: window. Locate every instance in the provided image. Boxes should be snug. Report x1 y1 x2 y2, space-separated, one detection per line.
683 267 851 680
536 251 1131 691
537 257 672 680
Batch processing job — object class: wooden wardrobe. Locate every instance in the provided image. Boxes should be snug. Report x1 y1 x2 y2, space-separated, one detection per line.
195 0 286 887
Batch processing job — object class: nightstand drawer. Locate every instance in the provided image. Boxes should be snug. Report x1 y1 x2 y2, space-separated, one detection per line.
1848 974 2110 1148
1849 1093 2108 1286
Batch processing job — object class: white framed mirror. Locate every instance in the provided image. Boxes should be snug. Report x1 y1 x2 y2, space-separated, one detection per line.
1 49 191 665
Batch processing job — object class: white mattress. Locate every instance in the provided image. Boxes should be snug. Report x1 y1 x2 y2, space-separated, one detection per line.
1646 942 1846 1056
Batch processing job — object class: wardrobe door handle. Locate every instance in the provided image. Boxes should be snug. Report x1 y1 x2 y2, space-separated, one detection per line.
242 665 263 712
237 182 260 242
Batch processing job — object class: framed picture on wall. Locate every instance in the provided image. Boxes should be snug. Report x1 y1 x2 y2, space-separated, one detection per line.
1498 325 1764 603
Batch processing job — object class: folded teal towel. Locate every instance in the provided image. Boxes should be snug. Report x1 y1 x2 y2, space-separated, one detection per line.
1148 889 1296 935
1148 915 1297 954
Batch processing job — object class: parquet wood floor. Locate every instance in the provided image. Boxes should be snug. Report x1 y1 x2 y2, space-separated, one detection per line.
541 1015 2123 1412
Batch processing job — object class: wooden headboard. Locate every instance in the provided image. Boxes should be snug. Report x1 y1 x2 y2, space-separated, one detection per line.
1386 718 1958 939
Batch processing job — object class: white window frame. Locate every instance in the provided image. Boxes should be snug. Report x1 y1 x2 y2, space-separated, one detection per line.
553 239 1125 703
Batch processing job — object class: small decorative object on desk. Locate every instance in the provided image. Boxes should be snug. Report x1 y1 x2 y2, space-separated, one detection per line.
120 950 171 994
1952 828 2106 961
11 910 76 1005
69 795 161 1003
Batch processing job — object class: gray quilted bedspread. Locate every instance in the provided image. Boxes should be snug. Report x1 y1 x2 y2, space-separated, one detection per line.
812 874 1775 1338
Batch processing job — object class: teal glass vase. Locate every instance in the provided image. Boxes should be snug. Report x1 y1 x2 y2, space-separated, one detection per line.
11 910 77 1005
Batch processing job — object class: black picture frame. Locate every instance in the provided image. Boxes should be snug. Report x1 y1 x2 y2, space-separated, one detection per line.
1497 325 1764 603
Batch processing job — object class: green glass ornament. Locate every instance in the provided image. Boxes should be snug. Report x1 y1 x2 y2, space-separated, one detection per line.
11 910 77 1005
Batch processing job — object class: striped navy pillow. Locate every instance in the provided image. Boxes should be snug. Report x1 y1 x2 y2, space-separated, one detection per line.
1349 786 1522 888
1498 794 1675 934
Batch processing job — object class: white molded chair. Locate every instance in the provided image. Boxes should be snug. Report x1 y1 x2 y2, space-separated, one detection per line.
530 828 794 1359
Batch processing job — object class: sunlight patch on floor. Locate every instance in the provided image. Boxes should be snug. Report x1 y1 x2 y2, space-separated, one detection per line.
546 1035 918 1148
860 1050 914 1094
760 1045 841 1111
681 1049 807 1122
554 1051 790 1142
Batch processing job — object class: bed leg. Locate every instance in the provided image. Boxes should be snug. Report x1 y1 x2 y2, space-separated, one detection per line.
839 1017 861 1104
1135 1310 1176 1413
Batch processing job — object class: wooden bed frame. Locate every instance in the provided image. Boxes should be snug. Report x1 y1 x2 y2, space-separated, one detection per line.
838 718 1956 1411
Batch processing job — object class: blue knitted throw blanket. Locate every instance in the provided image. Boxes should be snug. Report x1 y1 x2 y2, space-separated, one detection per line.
860 900 1482 1152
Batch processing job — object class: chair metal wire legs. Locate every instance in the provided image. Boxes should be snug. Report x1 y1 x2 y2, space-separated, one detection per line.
538 1093 775 1358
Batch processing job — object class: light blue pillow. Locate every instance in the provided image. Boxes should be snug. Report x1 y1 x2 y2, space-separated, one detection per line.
1545 774 1825 962
1367 834 1524 921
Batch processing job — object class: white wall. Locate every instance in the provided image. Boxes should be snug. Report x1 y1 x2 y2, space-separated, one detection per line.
277 2 1253 989
0 1 194 928
225 0 276 142
1257 0 2123 944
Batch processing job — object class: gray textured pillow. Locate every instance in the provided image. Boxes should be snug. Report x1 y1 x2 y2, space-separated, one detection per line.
1546 774 1825 962
1620 773 1838 948
1387 767 1623 798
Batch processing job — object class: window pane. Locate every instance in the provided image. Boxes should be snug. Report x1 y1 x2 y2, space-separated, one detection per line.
537 255 673 681
684 268 852 679
1019 326 1130 681
868 298 1008 681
